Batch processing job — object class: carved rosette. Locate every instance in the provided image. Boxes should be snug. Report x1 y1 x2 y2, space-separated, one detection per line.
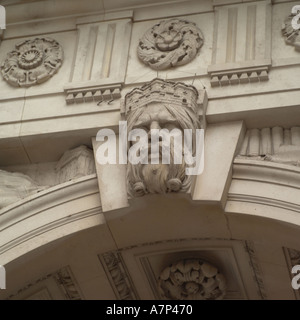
282 12 300 50
137 19 204 70
158 259 226 300
1 37 63 87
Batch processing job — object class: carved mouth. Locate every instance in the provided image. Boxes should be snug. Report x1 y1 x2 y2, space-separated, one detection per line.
147 142 163 162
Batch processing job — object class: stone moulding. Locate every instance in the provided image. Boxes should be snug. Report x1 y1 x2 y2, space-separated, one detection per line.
210 67 269 87
227 158 300 227
99 251 138 300
7 266 83 300
64 83 122 105
237 126 300 166
0 175 103 265
137 18 204 70
54 266 83 300
157 259 226 300
284 247 300 299
1 37 63 87
233 159 300 190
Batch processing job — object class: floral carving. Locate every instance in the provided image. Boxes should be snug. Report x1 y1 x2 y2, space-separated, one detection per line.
1 37 63 87
137 19 204 70
158 259 226 300
282 11 300 50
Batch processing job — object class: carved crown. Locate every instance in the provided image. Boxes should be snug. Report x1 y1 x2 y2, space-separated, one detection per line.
124 78 199 117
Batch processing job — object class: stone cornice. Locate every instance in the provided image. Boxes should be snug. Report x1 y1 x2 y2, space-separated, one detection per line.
233 158 300 189
226 159 300 225
2 0 211 26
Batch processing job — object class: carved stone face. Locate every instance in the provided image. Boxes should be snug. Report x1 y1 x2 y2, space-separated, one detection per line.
133 103 179 133
125 78 201 198
130 103 182 163
127 102 188 197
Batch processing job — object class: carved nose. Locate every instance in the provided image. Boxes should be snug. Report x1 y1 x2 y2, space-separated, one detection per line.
148 121 161 142
150 121 161 130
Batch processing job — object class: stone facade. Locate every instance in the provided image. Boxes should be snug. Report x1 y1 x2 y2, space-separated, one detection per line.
0 0 300 301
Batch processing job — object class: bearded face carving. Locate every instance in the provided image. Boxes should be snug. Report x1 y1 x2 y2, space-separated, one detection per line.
124 78 203 197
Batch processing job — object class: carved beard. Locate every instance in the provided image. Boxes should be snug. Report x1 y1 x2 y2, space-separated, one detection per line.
127 144 191 197
142 163 172 194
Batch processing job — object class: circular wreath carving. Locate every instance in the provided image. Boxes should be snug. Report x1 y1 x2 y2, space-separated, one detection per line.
137 19 204 70
157 259 226 300
1 37 63 87
282 12 300 50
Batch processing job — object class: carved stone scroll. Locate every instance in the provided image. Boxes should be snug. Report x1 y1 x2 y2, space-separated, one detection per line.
158 259 226 300
1 37 63 87
137 19 203 70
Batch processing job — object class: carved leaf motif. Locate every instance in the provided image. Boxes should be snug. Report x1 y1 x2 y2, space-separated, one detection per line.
158 259 226 300
138 19 204 70
282 13 300 50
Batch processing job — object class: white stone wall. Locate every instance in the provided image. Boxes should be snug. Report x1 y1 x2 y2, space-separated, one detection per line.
0 0 298 166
